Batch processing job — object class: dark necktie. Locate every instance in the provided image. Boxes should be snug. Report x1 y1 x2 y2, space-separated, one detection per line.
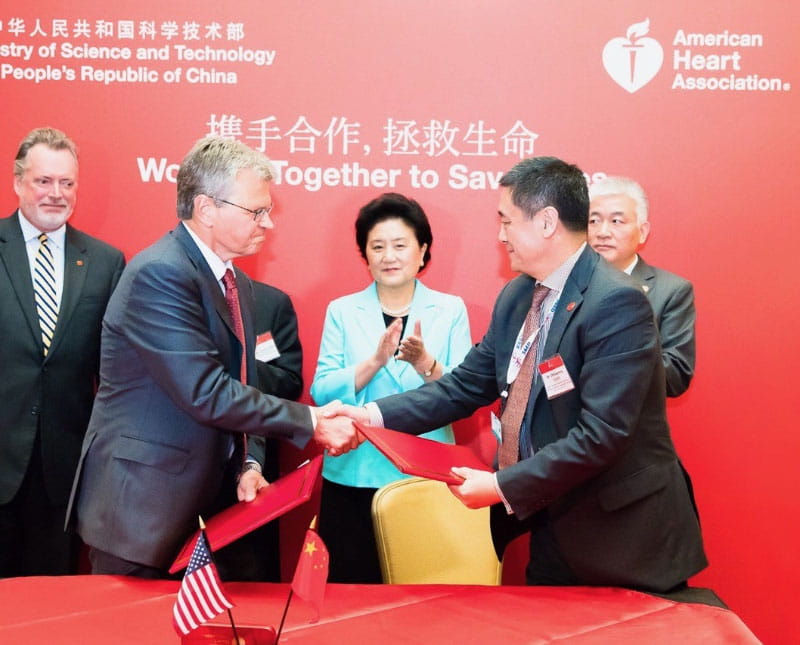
498 284 551 468
33 233 59 356
222 268 247 385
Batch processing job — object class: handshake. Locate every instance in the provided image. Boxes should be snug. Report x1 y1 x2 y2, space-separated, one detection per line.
311 401 371 457
309 400 500 509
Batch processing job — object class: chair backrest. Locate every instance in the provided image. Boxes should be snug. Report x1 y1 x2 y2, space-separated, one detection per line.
371 477 502 585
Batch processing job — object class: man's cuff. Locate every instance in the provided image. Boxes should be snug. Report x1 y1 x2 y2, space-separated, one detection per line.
493 472 514 515
364 402 384 427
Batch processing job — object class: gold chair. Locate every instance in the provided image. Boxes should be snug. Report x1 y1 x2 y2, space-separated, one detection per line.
371 477 502 584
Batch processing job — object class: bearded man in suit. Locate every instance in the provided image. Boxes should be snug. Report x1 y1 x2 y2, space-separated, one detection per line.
0 127 125 576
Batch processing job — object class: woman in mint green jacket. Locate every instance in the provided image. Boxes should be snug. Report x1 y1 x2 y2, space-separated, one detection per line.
311 193 471 583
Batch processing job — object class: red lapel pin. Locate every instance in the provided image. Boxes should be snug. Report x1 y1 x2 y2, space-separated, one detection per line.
566 301 576 311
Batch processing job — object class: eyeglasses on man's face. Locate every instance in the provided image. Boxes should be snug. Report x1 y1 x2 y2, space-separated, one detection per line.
209 196 273 222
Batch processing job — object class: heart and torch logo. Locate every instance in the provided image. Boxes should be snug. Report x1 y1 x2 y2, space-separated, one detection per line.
603 19 664 93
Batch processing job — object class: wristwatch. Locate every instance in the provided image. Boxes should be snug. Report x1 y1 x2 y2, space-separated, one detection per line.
238 461 263 480
423 358 437 377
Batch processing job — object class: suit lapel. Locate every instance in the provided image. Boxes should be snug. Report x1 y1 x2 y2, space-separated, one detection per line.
0 213 45 350
531 247 596 403
173 225 248 384
174 224 235 335
631 256 655 295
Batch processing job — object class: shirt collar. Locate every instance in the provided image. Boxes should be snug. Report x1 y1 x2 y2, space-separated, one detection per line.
17 209 67 250
623 255 639 275
181 221 233 283
540 242 586 293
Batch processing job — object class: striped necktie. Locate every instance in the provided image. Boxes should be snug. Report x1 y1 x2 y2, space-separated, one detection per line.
33 233 59 356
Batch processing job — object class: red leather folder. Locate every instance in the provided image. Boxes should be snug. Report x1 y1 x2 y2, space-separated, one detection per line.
169 455 322 573
355 423 491 485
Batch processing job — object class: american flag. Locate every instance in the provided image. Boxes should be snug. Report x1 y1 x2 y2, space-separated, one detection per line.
172 530 234 636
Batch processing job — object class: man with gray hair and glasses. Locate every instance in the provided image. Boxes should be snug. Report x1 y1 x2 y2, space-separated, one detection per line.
67 137 360 578
588 176 695 397
588 175 700 521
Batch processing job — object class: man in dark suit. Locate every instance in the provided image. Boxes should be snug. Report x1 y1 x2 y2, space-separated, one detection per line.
251 280 303 402
224 279 304 581
588 175 700 523
588 175 695 397
0 127 125 577
335 157 706 591
67 137 359 578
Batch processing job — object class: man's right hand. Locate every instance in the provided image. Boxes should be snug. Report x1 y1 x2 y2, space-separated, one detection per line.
313 400 364 456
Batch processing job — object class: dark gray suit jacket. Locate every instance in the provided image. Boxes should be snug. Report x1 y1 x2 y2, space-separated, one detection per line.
67 224 313 569
631 257 696 397
251 280 303 402
0 212 124 507
250 279 304 481
377 246 706 591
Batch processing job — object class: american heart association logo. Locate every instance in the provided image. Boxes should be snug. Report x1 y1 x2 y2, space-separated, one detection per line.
603 19 664 93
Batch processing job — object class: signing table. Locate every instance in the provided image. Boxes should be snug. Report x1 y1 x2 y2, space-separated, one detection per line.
0 576 759 643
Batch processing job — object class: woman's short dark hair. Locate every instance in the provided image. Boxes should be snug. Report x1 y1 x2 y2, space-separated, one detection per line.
355 193 433 268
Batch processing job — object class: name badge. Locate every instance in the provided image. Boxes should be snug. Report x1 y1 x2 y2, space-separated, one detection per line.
255 331 281 362
537 354 574 399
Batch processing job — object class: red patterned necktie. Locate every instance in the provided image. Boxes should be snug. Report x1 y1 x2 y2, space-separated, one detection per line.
222 269 249 464
498 284 551 468
221 268 247 385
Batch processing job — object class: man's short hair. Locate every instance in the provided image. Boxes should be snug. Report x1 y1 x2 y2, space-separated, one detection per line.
14 128 78 178
588 176 649 226
499 157 589 232
176 137 274 220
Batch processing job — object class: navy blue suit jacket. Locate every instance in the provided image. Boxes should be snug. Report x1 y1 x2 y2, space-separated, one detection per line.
67 224 313 568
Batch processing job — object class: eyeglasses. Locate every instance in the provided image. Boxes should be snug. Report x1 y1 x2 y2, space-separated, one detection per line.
209 196 273 222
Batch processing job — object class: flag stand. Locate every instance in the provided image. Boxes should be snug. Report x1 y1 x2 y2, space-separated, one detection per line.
181 624 276 644
175 517 278 644
227 609 241 643
274 589 294 643
273 516 330 642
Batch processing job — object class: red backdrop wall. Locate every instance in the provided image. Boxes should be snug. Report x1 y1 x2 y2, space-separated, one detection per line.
2 1 797 641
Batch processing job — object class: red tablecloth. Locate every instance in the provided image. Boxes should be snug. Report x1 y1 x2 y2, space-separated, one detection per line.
0 576 760 643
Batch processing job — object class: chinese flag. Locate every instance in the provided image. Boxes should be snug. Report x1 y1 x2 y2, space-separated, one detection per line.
291 522 329 623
